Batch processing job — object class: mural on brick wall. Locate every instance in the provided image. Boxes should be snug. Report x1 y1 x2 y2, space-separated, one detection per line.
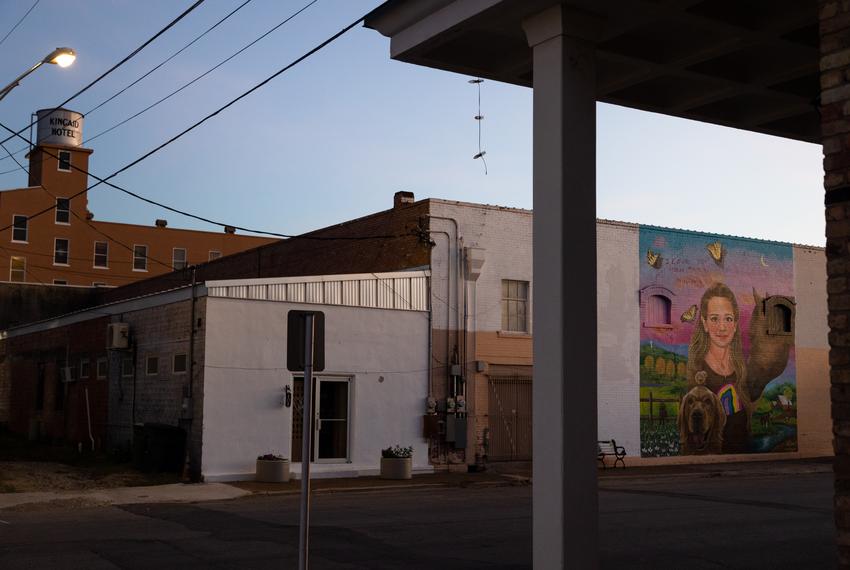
639 228 797 457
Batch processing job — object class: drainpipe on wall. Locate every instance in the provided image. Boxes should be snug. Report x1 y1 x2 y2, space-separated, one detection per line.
427 214 462 394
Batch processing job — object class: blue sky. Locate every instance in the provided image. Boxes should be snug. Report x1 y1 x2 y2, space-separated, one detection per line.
0 0 825 245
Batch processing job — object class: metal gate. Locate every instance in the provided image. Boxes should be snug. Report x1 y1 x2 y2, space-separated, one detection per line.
488 376 532 461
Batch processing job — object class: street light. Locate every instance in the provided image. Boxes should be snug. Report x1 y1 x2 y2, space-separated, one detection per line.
0 47 76 102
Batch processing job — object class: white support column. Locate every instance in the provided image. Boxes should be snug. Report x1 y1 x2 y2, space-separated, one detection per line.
524 7 601 570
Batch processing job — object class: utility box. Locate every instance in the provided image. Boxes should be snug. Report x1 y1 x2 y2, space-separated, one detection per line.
423 415 439 438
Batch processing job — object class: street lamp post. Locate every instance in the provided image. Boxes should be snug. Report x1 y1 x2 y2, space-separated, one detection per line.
0 47 76 102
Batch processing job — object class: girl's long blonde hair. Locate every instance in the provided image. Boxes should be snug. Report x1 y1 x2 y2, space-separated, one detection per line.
686 282 746 390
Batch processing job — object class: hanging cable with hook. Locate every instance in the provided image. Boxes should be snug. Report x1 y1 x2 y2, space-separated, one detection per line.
468 78 487 174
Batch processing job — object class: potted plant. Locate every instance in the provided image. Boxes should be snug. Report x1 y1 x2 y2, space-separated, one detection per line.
380 445 413 480
256 453 290 483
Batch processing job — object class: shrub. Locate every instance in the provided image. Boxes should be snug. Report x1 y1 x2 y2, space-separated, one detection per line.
257 453 285 461
381 445 413 459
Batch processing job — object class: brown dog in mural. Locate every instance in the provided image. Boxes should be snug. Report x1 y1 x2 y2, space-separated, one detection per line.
679 371 726 455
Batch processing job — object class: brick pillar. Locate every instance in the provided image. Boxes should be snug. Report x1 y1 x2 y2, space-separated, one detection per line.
821 2 850 566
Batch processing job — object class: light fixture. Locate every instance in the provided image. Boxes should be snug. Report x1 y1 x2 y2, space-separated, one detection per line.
0 46 77 102
45 47 76 68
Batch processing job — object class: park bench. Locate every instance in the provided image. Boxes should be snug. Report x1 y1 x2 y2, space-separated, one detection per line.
597 439 626 469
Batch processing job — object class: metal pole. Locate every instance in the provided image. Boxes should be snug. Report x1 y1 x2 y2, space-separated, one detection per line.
298 313 315 570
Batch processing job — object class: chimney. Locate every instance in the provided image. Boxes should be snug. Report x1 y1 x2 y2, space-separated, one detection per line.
224 225 236 234
155 219 167 228
394 191 415 209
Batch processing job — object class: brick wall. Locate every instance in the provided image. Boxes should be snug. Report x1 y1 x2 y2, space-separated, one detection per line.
99 199 432 305
107 297 206 479
5 316 110 448
820 1 850 564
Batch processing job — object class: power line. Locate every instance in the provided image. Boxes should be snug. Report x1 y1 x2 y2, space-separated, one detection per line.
0 0 208 147
0 139 175 273
0 0 40 48
85 0 257 117
0 10 397 243
85 0 319 146
0 0 255 170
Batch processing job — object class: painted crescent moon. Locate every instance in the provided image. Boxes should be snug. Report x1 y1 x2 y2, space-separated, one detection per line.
760 254 769 267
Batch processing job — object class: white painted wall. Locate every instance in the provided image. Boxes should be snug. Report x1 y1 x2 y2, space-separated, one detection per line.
596 221 641 453
429 200 533 336
202 297 430 481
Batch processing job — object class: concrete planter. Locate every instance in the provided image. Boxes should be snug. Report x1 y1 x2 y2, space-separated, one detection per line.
256 458 290 483
380 457 412 480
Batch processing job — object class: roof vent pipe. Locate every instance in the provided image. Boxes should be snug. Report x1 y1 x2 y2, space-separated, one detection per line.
224 225 236 234
155 219 167 228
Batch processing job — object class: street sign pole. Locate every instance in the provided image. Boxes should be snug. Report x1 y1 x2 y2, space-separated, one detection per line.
298 312 314 570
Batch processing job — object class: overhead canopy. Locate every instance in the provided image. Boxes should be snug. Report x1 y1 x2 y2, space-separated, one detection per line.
365 0 820 143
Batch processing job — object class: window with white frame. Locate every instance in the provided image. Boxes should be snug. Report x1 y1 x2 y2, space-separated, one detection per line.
12 215 27 242
94 241 108 268
133 245 148 271
54 238 69 265
121 358 134 378
208 250 221 261
172 248 187 270
55 198 70 224
9 256 25 282
92 282 107 287
173 353 187 374
96 358 108 379
57 150 71 172
146 356 159 376
79 358 90 379
501 279 529 333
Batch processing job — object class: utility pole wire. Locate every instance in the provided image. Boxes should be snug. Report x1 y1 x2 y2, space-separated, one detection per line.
0 11 386 241
0 0 256 168
0 0 208 147
0 9 401 245
84 0 319 145
0 0 40 48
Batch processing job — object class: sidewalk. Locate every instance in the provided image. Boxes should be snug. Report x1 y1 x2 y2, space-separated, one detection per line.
0 457 831 512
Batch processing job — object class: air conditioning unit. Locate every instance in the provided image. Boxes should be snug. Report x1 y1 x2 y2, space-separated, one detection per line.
107 323 130 349
61 366 75 383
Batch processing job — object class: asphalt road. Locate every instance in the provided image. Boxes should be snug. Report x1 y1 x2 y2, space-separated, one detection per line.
0 472 836 569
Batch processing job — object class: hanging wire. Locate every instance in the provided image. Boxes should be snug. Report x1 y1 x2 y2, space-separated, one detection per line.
468 78 487 174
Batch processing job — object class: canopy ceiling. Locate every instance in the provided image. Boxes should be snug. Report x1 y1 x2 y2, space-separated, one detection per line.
366 0 820 143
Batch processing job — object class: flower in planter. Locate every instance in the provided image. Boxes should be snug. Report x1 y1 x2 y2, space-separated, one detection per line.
381 445 413 459
257 453 285 461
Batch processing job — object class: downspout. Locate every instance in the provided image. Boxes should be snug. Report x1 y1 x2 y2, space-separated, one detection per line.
427 214 461 392
131 342 137 427
84 387 94 451
428 228 452 389
188 267 196 400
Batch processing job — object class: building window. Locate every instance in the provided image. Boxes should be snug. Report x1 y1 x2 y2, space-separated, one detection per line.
12 215 27 242
9 256 25 282
133 245 148 271
172 248 187 271
173 353 188 374
54 238 69 265
96 358 108 379
79 358 90 379
765 296 796 336
121 358 134 378
57 150 71 172
94 241 108 268
146 356 159 376
646 294 672 326
55 198 70 224
53 279 67 286
501 279 529 333
93 282 107 287
209 250 221 261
